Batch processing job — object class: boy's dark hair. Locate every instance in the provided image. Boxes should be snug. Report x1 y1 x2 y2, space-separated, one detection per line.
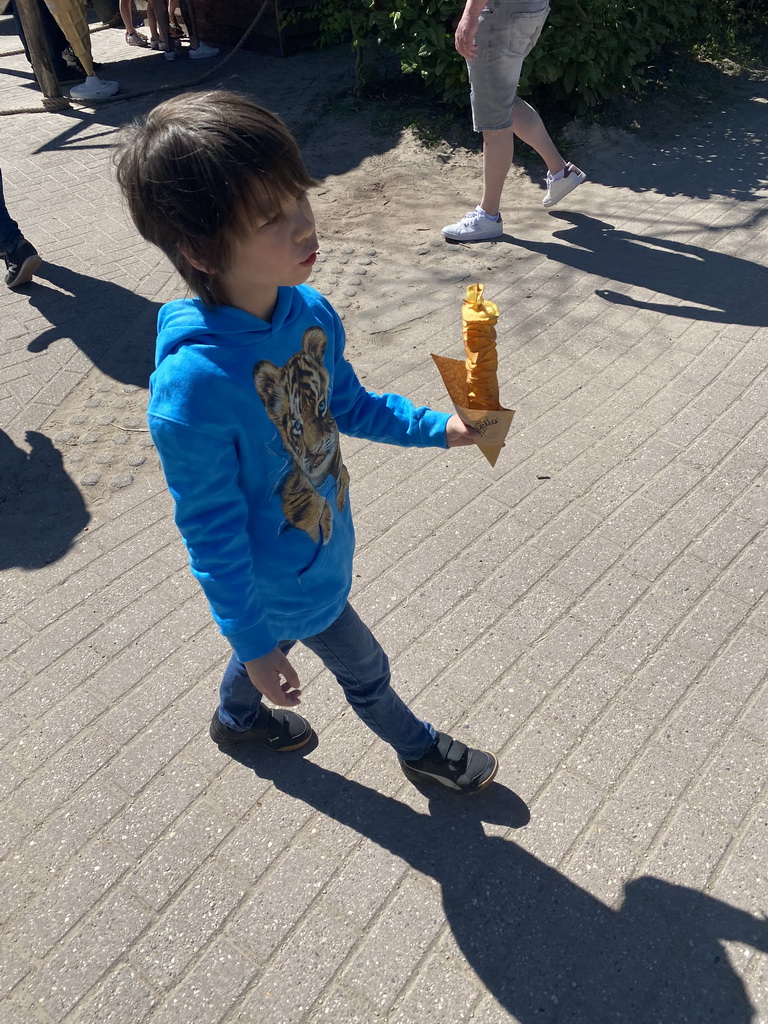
114 90 317 307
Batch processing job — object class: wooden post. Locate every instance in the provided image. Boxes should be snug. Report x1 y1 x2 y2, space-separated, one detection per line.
13 0 70 110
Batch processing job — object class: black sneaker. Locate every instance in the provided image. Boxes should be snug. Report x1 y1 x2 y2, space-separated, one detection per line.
209 706 313 752
400 732 498 793
4 239 42 288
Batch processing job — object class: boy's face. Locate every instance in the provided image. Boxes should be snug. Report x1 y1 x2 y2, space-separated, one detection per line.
217 190 319 320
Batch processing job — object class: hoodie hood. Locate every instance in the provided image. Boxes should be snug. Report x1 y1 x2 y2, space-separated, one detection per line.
155 286 304 366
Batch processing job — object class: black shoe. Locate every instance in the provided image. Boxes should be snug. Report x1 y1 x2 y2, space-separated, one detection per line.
209 706 313 751
400 732 498 793
54 67 86 84
4 239 42 288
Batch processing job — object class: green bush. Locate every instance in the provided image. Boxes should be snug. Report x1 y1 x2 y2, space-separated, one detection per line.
308 0 766 113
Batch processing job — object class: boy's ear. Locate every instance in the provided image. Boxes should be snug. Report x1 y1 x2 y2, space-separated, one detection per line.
179 245 215 275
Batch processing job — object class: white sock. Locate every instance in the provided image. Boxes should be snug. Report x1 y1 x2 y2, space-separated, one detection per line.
476 205 501 221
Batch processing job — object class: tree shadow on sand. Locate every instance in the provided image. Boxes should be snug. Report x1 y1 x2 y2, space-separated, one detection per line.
505 210 768 327
0 429 89 570
228 747 768 1022
25 262 159 388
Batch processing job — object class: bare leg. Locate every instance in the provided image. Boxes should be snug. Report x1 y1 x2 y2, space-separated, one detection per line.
479 127 514 218
150 0 171 49
120 0 142 36
145 2 158 39
510 96 566 175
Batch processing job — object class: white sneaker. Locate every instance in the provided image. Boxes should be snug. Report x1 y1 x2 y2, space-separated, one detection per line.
442 206 503 241
542 163 586 208
125 30 148 46
189 41 220 59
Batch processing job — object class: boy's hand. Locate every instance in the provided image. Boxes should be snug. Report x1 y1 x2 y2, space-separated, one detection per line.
244 648 302 707
446 413 481 447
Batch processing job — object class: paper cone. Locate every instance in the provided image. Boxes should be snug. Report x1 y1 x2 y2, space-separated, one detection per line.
45 0 94 75
431 353 514 468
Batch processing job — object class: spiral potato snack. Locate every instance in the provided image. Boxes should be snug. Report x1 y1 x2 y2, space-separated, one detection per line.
462 283 499 410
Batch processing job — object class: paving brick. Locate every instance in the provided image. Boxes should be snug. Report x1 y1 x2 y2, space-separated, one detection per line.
670 588 752 658
644 805 736 889
236 903 359 1024
499 716 577 798
595 745 697 849
11 838 133 960
517 771 603 866
689 510 761 569
128 863 246 991
11 730 119 825
216 788 316 884
145 939 256 1024
688 732 766 828
224 836 342 964
24 887 153 1022
567 699 656 788
338 873 444 1012
11 605 104 676
69 965 159 1024
125 800 236 911
548 534 625 595
564 827 642 907
388 953 482 1024
101 707 200 797
303 984 377 1024
13 779 126 878
3 684 109 775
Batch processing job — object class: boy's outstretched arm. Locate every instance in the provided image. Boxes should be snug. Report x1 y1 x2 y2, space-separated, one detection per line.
245 648 303 707
446 413 482 447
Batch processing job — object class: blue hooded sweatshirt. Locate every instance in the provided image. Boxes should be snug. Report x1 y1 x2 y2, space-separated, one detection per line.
148 284 451 663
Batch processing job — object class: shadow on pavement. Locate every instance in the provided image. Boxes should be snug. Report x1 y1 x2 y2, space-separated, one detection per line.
508 211 768 327
0 429 89 570
26 262 158 388
228 747 768 1023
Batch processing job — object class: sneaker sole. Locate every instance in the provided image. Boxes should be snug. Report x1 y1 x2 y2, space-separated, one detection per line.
401 751 498 793
542 173 586 208
441 229 503 242
7 254 42 288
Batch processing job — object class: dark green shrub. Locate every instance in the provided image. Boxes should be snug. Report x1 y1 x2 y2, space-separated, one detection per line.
307 0 766 113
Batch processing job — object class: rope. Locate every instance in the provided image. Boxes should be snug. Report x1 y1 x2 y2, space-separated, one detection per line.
0 0 272 115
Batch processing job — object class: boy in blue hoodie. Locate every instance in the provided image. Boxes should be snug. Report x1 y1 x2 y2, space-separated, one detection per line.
114 90 498 793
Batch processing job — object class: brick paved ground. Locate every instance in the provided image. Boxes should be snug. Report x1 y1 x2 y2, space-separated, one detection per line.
1 14 767 1024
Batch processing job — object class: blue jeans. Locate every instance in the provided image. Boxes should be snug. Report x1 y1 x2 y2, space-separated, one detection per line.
0 169 23 255
219 602 436 761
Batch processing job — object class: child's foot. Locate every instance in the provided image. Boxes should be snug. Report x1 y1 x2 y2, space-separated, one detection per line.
542 162 586 208
400 732 498 793
209 707 313 751
4 239 42 288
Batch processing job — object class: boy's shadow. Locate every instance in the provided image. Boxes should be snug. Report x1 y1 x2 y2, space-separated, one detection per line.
0 429 89 570
508 211 768 328
25 263 159 388
230 748 768 1023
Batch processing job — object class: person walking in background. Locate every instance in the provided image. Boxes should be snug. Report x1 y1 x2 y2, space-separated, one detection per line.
0 168 42 288
442 0 586 241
